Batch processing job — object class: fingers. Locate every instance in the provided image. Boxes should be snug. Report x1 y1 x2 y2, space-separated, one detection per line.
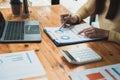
78 27 97 38
78 27 94 34
60 14 79 28
60 14 75 27
85 32 96 38
60 14 70 23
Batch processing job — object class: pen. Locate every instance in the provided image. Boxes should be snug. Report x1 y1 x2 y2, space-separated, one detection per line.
59 14 71 30
59 20 67 30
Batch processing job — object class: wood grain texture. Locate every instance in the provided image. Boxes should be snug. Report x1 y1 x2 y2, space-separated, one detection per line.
0 5 120 80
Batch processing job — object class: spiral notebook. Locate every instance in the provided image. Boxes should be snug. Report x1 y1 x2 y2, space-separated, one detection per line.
44 23 105 46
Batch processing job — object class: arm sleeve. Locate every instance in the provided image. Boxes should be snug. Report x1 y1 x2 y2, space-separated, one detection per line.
108 31 120 44
75 0 96 21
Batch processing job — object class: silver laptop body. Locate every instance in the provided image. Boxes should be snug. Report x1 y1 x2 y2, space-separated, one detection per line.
0 12 41 43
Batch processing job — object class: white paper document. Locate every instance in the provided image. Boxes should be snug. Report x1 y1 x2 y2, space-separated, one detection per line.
44 23 92 43
69 63 120 80
0 50 46 80
44 23 104 46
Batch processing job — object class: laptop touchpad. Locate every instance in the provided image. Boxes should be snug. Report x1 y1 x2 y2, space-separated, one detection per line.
25 25 40 34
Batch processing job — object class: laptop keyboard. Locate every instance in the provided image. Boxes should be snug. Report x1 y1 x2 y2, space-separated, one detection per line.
4 21 24 40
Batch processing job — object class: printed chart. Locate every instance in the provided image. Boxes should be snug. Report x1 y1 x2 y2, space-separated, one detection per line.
70 63 120 80
0 50 46 80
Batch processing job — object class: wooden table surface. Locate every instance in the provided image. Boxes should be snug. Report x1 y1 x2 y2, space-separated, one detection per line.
0 5 120 80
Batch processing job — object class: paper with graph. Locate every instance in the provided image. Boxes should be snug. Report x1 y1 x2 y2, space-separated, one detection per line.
69 63 120 80
0 50 46 80
44 23 104 46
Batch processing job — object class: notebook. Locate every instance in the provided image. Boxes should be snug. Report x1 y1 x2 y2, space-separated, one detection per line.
0 11 41 43
44 23 105 46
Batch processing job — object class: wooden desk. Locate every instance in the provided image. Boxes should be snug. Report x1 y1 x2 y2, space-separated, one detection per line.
0 5 120 80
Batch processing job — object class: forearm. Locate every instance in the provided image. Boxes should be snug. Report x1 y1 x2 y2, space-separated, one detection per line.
108 31 120 44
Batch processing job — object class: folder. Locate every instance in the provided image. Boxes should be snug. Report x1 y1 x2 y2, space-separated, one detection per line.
44 23 105 46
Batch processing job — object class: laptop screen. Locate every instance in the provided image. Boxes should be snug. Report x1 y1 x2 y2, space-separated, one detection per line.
0 12 5 38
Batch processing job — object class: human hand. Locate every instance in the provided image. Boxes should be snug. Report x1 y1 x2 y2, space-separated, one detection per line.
78 27 109 38
60 14 79 27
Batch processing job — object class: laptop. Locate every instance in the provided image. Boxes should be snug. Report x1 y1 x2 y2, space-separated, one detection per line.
0 11 41 43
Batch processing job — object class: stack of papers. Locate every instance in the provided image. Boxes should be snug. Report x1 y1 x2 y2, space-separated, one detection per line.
0 50 46 80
